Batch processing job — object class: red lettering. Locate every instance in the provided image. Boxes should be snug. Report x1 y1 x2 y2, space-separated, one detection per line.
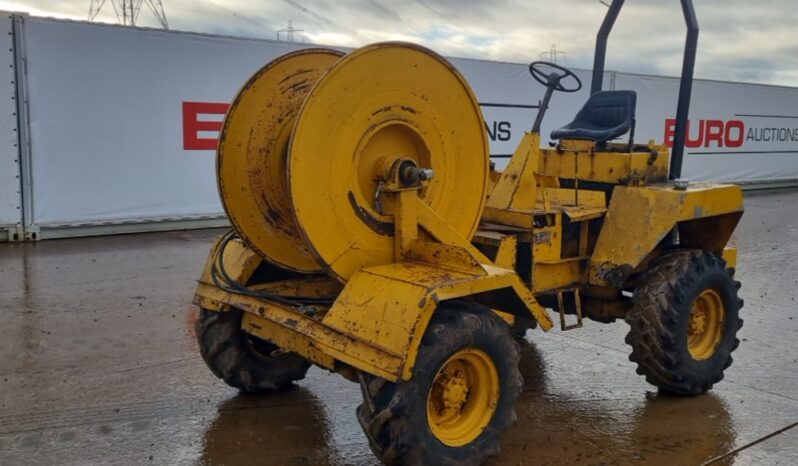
664 118 704 148
664 118 747 149
685 119 704 148
182 101 230 150
704 120 724 147
724 120 745 148
664 118 676 148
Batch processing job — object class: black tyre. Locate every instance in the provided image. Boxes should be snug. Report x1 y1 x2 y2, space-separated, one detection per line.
356 303 521 466
625 250 743 395
510 315 535 340
196 308 311 393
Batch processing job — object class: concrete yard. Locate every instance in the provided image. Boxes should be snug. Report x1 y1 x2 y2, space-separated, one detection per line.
1 188 797 466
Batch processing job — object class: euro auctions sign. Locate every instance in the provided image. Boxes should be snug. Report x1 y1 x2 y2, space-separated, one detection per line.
664 119 745 148
664 118 798 151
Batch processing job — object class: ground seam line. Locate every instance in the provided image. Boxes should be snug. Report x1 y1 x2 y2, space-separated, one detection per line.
723 378 798 403
701 420 798 465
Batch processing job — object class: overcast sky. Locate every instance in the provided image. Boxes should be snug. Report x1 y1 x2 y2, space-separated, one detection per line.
2 0 796 86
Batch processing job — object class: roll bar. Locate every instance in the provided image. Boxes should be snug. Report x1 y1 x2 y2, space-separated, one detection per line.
590 0 699 180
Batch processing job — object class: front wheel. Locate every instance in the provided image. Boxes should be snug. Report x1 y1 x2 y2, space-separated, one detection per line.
625 250 743 395
356 303 521 465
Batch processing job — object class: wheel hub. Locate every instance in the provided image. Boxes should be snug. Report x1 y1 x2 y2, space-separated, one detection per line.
689 310 707 335
687 288 726 360
440 369 469 412
426 349 499 447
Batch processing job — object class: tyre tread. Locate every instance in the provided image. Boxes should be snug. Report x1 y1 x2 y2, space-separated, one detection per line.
625 250 743 395
357 303 521 465
195 308 311 393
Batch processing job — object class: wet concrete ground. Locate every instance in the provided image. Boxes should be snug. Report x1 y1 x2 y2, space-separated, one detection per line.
1 188 797 465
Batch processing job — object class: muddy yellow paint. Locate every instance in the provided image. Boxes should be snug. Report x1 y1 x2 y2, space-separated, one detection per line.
217 49 343 273
288 42 489 282
590 184 744 286
538 142 670 185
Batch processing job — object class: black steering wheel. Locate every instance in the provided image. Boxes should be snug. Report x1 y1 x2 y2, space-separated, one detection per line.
528 61 582 93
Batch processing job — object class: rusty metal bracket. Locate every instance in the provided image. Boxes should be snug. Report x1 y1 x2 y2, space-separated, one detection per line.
557 288 584 331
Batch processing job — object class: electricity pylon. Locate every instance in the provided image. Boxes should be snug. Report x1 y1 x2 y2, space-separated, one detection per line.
88 0 169 29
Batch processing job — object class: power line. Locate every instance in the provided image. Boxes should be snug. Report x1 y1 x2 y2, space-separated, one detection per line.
282 0 334 27
281 0 373 42
406 0 494 53
205 1 278 35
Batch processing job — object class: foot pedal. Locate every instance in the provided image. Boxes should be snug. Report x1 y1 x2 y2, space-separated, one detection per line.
557 289 583 331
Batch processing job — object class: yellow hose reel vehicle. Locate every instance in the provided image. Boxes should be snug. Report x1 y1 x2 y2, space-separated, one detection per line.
194 1 745 464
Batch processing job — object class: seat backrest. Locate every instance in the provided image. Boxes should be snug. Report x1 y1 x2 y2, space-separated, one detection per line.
576 90 636 130
550 90 637 142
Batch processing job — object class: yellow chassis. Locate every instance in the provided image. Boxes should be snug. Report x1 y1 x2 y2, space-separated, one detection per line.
195 135 743 384
194 192 555 383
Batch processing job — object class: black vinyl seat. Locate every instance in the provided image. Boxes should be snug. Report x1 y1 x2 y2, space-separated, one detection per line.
551 90 636 142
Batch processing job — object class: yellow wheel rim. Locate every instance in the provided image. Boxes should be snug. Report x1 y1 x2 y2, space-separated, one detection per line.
288 42 490 282
687 289 726 360
217 48 343 273
426 349 499 447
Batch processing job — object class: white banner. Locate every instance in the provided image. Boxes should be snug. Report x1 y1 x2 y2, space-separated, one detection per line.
449 58 604 164
617 73 798 182
23 18 308 226
0 14 20 231
18 17 798 228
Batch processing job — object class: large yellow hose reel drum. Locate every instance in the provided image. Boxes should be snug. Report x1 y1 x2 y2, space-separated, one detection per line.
218 48 343 273
218 42 490 282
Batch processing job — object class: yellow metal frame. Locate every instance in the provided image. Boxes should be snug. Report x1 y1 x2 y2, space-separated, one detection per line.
195 127 743 382
589 183 743 287
481 131 743 294
537 139 670 185
195 156 554 382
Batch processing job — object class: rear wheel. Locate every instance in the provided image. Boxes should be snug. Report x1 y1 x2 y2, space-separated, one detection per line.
356 303 521 465
625 250 743 395
196 308 311 393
